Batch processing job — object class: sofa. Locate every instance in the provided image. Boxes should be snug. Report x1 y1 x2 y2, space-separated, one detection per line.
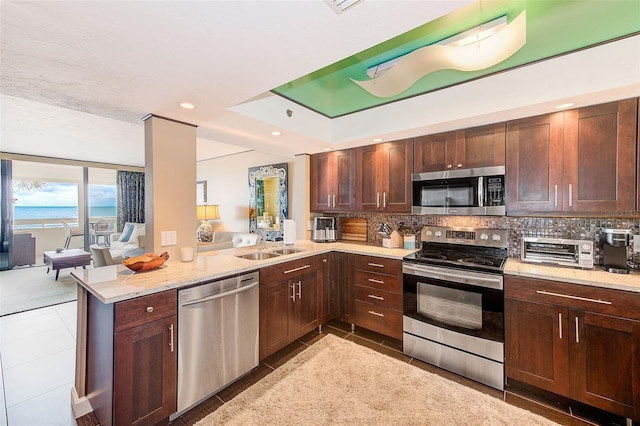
109 222 145 261
197 231 261 253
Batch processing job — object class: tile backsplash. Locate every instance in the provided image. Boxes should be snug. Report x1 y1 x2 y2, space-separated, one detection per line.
328 213 640 266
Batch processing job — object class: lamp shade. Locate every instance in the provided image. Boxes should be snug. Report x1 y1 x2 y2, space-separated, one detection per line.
197 204 220 221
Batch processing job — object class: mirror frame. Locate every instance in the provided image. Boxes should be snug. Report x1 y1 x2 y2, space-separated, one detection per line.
248 163 288 237
196 180 207 204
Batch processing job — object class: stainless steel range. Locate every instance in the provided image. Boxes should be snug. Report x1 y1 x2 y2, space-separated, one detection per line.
403 226 508 390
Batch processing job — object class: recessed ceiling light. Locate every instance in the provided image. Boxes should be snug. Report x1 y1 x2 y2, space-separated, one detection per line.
555 102 575 109
179 102 196 110
373 138 383 142
271 131 282 136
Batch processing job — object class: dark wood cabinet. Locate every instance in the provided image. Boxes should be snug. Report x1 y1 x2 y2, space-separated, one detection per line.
330 252 354 324
352 254 403 339
114 315 177 425
310 149 356 212
505 276 640 420
507 99 638 215
87 290 177 426
259 256 323 359
356 139 412 213
413 123 505 173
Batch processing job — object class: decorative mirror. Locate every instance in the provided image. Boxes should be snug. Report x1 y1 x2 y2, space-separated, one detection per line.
248 163 288 239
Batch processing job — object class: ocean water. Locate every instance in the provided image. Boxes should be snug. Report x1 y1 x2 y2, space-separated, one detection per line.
14 206 116 220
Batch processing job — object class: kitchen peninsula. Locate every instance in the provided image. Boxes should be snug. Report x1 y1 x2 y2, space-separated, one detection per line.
70 240 640 425
70 240 415 425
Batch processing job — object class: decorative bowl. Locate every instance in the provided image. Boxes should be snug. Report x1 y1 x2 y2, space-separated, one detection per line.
122 252 169 272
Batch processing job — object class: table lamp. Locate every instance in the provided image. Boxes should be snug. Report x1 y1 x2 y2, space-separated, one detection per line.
196 204 220 242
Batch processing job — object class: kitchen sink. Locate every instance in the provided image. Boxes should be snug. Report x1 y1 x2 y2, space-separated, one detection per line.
235 251 282 260
271 248 304 255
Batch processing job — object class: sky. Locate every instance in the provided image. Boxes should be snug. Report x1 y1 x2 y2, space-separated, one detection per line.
13 182 116 207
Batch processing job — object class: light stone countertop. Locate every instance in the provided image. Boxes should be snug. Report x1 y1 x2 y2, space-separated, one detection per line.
71 240 417 304
504 258 640 294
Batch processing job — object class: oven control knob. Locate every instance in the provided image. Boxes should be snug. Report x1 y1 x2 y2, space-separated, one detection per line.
435 231 442 238
492 234 501 241
480 233 489 240
581 243 591 251
425 230 433 237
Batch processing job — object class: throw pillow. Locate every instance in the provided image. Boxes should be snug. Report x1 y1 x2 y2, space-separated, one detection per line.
119 223 135 242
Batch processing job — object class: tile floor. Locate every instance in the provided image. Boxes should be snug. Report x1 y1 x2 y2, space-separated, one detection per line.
0 301 78 426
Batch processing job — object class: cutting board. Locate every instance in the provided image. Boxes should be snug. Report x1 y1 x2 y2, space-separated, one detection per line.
341 218 367 242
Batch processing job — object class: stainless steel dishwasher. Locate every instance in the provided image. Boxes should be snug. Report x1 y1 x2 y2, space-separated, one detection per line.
172 271 259 419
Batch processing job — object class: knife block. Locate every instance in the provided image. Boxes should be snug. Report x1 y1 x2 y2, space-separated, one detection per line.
382 231 403 248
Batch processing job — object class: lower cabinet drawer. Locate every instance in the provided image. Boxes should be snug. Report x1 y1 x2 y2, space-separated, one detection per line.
354 300 402 340
354 285 402 310
354 270 402 293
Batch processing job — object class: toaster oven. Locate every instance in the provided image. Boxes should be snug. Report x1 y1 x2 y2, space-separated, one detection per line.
521 237 594 269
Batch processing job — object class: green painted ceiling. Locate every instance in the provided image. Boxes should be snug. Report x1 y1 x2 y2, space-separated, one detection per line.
272 0 640 118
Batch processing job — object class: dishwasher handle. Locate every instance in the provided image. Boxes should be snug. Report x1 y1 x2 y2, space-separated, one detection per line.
181 281 259 307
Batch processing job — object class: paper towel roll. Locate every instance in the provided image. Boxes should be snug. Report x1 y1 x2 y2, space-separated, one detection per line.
283 220 296 246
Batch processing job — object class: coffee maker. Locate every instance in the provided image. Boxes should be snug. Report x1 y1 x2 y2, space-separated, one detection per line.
313 217 337 242
600 228 631 274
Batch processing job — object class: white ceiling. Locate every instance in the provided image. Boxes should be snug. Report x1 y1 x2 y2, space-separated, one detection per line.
1 0 639 165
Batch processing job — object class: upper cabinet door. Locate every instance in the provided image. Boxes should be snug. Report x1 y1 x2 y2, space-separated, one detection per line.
379 139 412 213
357 140 412 213
310 152 333 211
413 124 505 173
413 131 456 173
310 149 356 212
333 149 356 211
455 123 506 170
356 144 380 211
562 99 637 214
506 112 565 214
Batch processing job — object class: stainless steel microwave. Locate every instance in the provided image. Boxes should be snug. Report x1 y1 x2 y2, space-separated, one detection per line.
412 166 505 215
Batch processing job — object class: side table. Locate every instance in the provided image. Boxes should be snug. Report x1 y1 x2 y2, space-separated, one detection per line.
43 249 91 280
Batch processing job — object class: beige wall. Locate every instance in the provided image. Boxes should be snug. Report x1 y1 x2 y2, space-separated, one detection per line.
197 150 311 240
145 116 197 259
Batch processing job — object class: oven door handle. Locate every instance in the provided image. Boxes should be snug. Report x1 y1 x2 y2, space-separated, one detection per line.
403 263 503 290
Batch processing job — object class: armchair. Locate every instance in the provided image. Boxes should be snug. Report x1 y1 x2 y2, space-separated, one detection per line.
108 222 145 262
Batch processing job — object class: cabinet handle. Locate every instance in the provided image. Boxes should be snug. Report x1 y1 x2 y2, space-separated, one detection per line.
376 192 380 208
383 192 387 208
535 290 612 305
146 306 154 313
297 280 302 299
447 164 453 169
368 294 384 301
368 278 384 284
568 184 573 207
575 317 579 343
368 310 384 317
169 324 174 352
291 282 296 301
559 313 563 339
332 194 336 208
368 262 384 268
554 185 558 207
284 264 311 274
457 163 463 168
327 194 331 207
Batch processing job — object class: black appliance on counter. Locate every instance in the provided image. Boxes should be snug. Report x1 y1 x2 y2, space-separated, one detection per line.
403 226 508 391
600 228 631 274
